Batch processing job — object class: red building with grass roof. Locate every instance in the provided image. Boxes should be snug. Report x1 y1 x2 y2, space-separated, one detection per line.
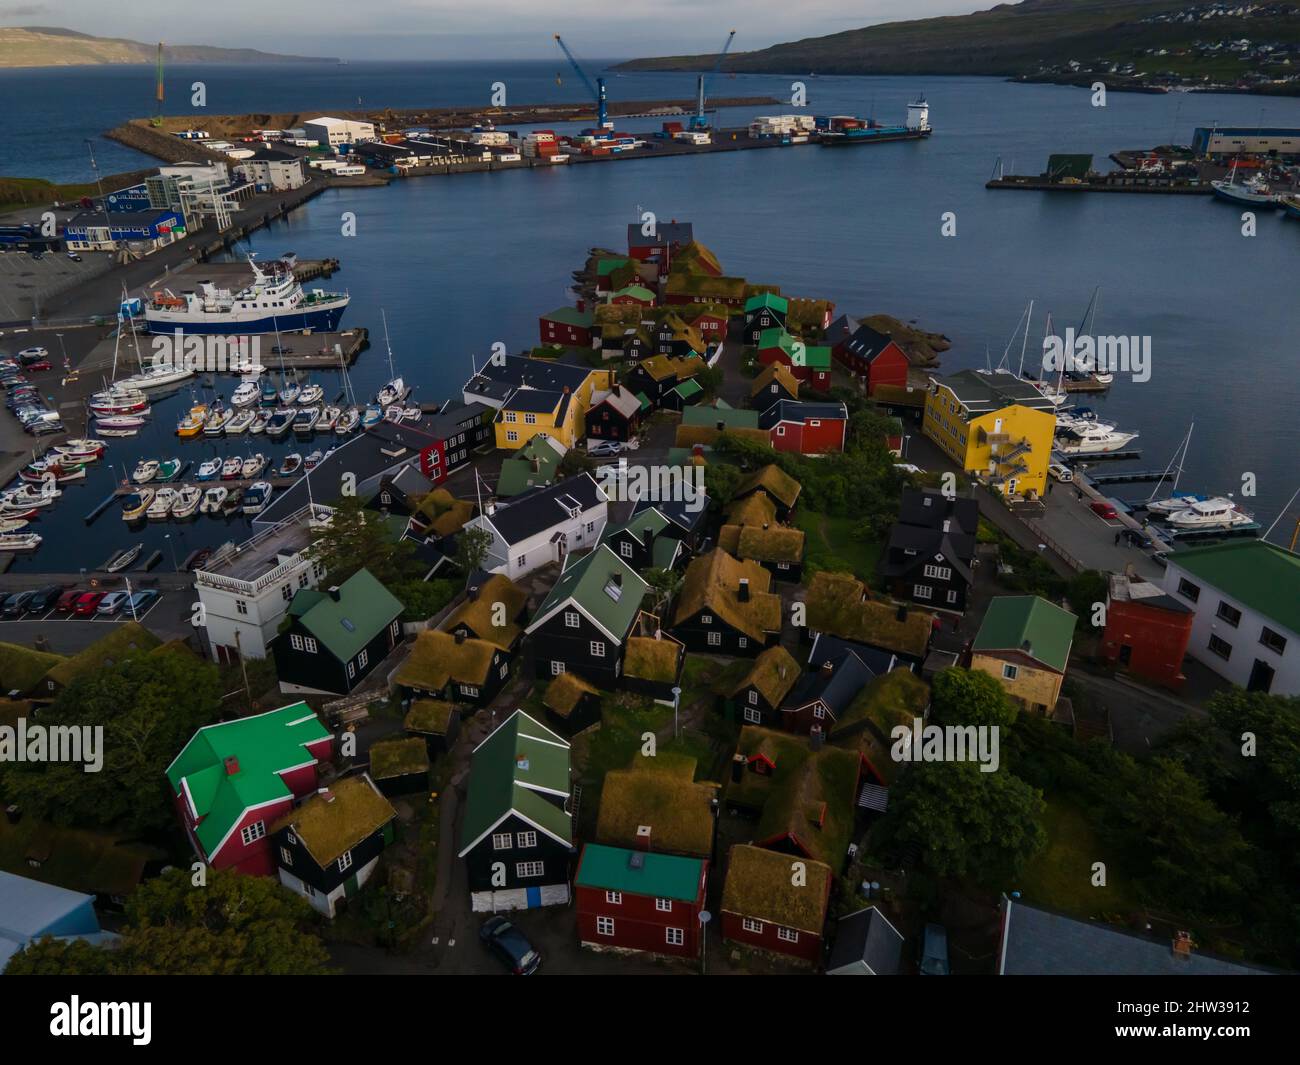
165 702 334 877
575 843 708 958
720 843 831 965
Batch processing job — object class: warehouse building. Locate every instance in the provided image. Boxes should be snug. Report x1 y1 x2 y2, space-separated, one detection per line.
63 208 184 252
304 116 377 148
1191 126 1300 159
235 149 307 190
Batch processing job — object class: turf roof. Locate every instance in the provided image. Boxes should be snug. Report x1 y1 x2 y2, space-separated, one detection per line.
719 523 806 564
369 737 430 780
396 629 496 689
596 754 718 858
736 464 802 510
972 595 1076 673
0 642 65 695
542 671 600 717
404 698 459 735
728 645 800 706
623 635 683 683
750 362 800 400
721 843 831 934
444 574 528 649
726 492 778 527
271 774 396 867
803 571 934 659
672 549 782 643
41 622 161 689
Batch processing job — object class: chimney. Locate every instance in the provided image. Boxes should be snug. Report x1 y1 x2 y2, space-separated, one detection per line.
468 582 480 601
563 385 571 395
454 630 466 644
896 605 908 622
612 383 621 397
327 585 341 601
692 443 704 457
530 456 541 472
731 752 746 783
635 824 652 851
577 298 586 312
1172 931 1194 960
644 526 654 545
738 577 750 602
1021 638 1033 656
777 663 786 680
715 420 725 431
612 571 622 587
486 502 496 516
318 787 335 803
223 755 240 776
821 659 834 674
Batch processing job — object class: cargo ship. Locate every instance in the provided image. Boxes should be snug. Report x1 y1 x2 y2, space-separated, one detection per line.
817 99 932 146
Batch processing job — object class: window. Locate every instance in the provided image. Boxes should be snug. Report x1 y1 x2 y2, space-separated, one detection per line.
1260 627 1287 655
620 541 634 558
913 584 933 600
304 638 318 654
516 861 544 879
525 413 537 425
1002 663 1019 680
550 660 566 676
590 641 606 657
586 521 595 533
1177 578 1201 602
357 649 368 670
707 631 721 646
809 419 821 427
742 917 764 934
299 573 309 588
505 412 517 422
605 890 623 904
776 426 786 436
492 832 512 851
337 850 353 873
656 898 673 913
516 831 537 848
776 927 800 944
506 430 518 442
738 637 748 649
500 663 509 679
391 619 400 639
748 690 758 705
700 614 713 625
744 707 761 724
813 706 825 719
241 821 266 847
516 554 526 568
1208 634 1232 660
564 610 580 628
597 916 615 937
281 583 293 602
947 590 959 604
1216 601 1242 627
279 846 293 866
347 661 355 679
290 634 305 651
461 685 479 697
665 927 684 946
923 564 952 581
235 599 248 616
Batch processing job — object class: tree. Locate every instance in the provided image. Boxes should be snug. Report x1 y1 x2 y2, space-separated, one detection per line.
0 648 222 835
642 566 682 615
558 447 595 478
392 578 458 623
883 760 1046 885
700 461 743 509
454 525 494 573
305 495 416 586
930 668 1018 730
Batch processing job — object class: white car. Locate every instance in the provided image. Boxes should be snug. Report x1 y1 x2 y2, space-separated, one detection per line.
588 440 624 457
893 462 924 475
1048 462 1074 483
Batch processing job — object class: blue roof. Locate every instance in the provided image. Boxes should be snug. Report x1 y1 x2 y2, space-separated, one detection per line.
0 870 102 969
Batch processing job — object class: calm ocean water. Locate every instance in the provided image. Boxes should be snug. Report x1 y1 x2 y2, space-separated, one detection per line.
3 63 1298 571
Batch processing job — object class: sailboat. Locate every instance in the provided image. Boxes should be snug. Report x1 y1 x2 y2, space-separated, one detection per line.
376 309 409 407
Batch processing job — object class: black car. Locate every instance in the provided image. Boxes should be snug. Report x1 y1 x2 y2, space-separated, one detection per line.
24 584 65 613
2 590 37 617
479 916 541 975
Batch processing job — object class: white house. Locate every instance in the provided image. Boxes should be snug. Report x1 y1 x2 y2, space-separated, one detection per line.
235 149 306 190
465 473 608 580
1161 540 1299 696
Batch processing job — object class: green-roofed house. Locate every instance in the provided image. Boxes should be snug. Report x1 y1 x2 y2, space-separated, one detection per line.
743 291 789 345
575 843 708 957
1161 539 1300 695
165 701 334 876
971 595 1077 714
607 283 657 308
497 434 567 497
457 709 574 912
662 375 704 413
540 303 595 347
600 507 684 573
525 544 652 690
272 568 404 696
757 327 832 392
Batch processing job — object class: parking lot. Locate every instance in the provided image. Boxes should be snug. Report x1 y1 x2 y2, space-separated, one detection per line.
0 590 166 625
0 244 116 323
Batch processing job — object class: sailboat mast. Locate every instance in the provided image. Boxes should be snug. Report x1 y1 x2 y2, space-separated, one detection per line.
1018 299 1034 379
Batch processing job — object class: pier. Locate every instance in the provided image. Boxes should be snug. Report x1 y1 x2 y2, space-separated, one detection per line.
1083 468 1175 486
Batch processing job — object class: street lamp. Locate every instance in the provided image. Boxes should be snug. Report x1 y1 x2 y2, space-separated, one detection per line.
671 685 682 738
164 533 178 572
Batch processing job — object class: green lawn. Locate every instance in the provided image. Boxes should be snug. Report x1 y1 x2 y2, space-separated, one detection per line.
1017 797 1135 921
795 509 883 581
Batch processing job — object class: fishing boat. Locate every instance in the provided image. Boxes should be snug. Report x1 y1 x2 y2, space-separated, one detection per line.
1211 166 1279 208
278 452 303 477
21 457 86 483
0 532 42 552
266 410 294 439
241 453 268 479
298 382 324 405
220 490 243 516
231 380 261 408
292 406 321 433
249 410 271 434
0 517 29 533
360 404 383 428
121 490 154 522
94 415 146 437
105 542 142 571
259 377 280 405
304 449 324 471
156 457 184 482
317 406 340 432
203 407 232 436
2 484 57 509
172 484 203 519
377 377 409 407
278 379 302 405
196 458 222 481
53 439 105 462
147 487 179 520
336 407 361 434
199 485 228 514
241 480 273 514
1146 493 1209 514
1167 498 1253 529
176 403 209 437
220 456 243 479
1282 193 1300 220
226 409 255 435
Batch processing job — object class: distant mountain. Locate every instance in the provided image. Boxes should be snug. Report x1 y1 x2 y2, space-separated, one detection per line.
0 26 336 67
614 0 1300 78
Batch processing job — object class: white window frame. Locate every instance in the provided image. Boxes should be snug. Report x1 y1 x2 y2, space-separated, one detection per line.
590 641 606 658
776 927 800 944
516 861 544 879
742 917 764 934
564 610 580 628
707 631 721 646
1002 663 1018 680
620 541 634 559
337 850 353 873
605 890 623 905
279 846 293 866
240 821 266 847
656 898 673 913
492 832 512 850
665 927 684 946
597 916 615 937
913 584 933 601
304 637 318 654
551 660 566 676
516 831 538 848
744 706 761 724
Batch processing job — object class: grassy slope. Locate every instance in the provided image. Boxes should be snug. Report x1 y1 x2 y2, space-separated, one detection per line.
617 0 1299 76
0 26 332 67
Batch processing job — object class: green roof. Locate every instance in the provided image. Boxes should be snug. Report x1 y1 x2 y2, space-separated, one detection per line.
544 305 594 327
671 378 703 401
682 404 760 430
744 292 788 315
635 390 652 412
596 257 632 276
291 568 403 663
609 284 655 302
757 327 830 369
498 435 564 496
458 710 572 854
530 545 648 643
575 843 704 902
166 702 330 859
973 595 1076 673
1169 540 1300 635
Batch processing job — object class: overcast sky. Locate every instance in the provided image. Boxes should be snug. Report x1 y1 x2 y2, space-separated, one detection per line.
4 1 985 60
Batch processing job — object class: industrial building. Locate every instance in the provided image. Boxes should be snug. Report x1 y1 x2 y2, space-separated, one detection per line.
63 208 184 252
303 116 377 148
235 149 307 191
1191 126 1300 159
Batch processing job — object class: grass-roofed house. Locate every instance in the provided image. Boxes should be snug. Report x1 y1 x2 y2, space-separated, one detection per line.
368 736 430 796
272 568 404 696
732 464 801 522
670 548 782 656
749 362 800 411
396 627 513 708
970 595 1076 715
830 668 932 813
756 328 832 393
271 773 397 918
654 312 708 360
622 626 687 703
575 843 709 959
542 670 602 734
799 571 935 668
674 403 770 450
403 698 463 756
0 641 65 698
36 622 162 699
717 521 806 583
720 843 832 966
664 271 747 309
165 702 334 876
458 709 574 912
596 752 719 860
723 645 800 727
623 354 699 410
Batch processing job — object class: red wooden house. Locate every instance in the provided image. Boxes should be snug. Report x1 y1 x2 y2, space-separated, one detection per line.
539 303 595 347
1100 574 1193 691
720 844 831 965
836 323 909 395
687 310 729 344
575 843 708 958
757 328 832 392
759 400 848 455
626 220 694 277
165 703 334 877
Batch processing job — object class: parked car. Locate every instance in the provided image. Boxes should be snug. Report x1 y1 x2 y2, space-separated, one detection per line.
893 462 925 475
1090 500 1119 521
23 585 64 613
479 916 541 975
72 591 106 617
271 345 293 355
919 923 950 976
17 347 48 363
2 590 37 617
53 588 83 613
97 590 133 616
587 440 623 457
125 589 159 615
66 252 83 262
21 359 51 372
1048 462 1073 483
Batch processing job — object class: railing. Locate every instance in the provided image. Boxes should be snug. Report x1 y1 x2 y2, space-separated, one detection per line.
195 503 333 594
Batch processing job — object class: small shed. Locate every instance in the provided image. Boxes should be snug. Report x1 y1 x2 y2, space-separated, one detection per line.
403 699 462 756
368 737 431 797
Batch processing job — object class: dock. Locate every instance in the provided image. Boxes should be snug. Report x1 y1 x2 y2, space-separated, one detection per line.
987 175 1212 194
112 476 304 498
1084 468 1175 486
1059 448 1143 463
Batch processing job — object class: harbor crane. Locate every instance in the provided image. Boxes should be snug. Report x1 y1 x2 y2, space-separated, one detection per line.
553 34 608 128
690 30 737 129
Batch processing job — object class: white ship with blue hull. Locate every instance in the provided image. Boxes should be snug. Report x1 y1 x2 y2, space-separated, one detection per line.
142 254 349 335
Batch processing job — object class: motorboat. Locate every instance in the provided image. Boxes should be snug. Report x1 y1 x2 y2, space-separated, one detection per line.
172 484 203 519
278 452 303 477
317 406 340 432
226 409 255 434
249 410 271 434
105 542 142 571
88 388 148 416
304 449 324 471
1167 498 1253 529
266 410 294 439
298 383 324 406
53 439 105 462
199 485 228 514
1146 493 1209 514
203 407 232 436
292 406 321 433
0 532 41 552
220 456 243 479
336 407 361 434
147 486 179 520
376 377 409 406
220 489 243 516
2 484 58 509
259 377 280 405
1055 424 1139 455
383 405 404 424
95 415 146 436
360 404 383 428
121 489 154 522
156 457 184 482
241 480 273 514
196 458 222 481
231 380 261 408
132 459 160 484
0 517 29 533
176 404 209 437
21 457 85 483
241 453 268 479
